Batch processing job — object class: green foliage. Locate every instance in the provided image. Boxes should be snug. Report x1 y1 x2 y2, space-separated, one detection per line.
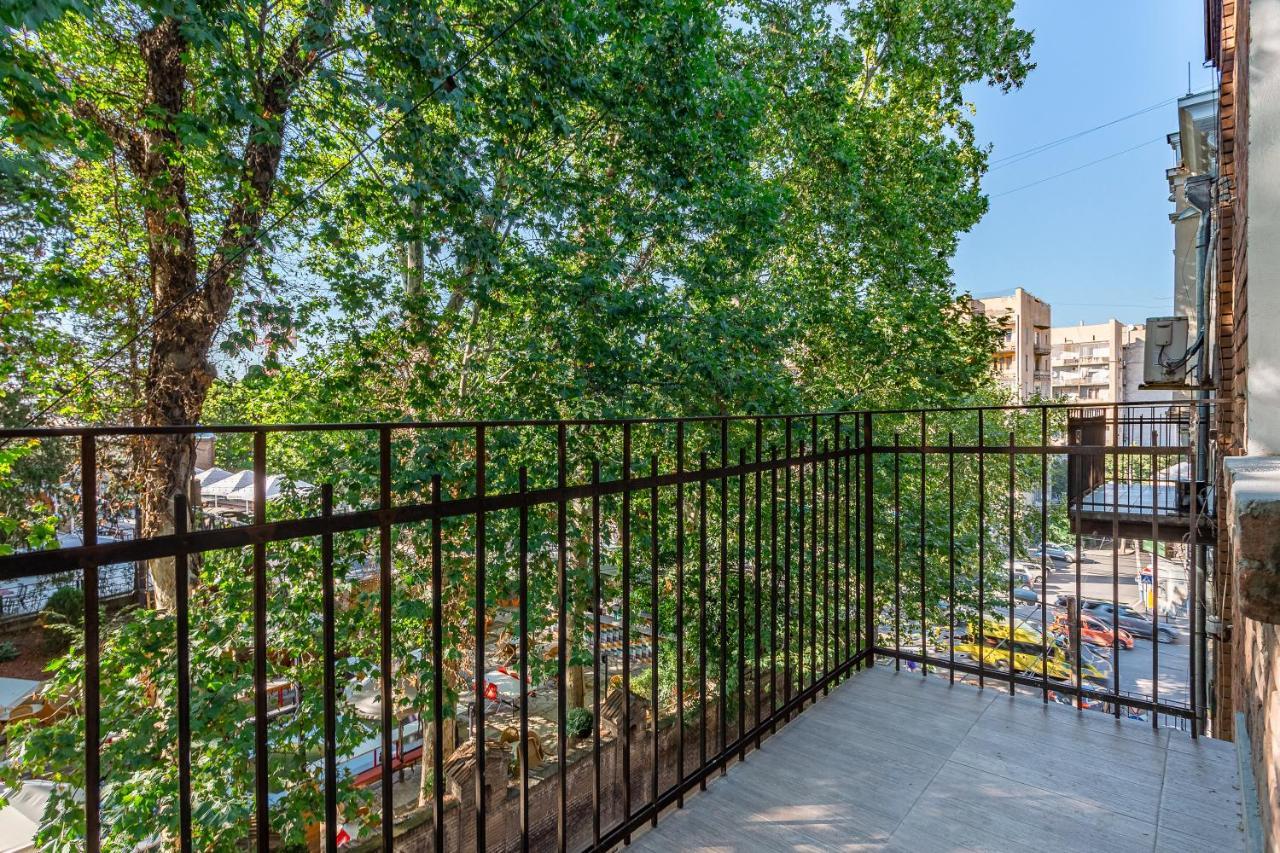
1 0 1035 845
6 512 384 850
566 706 594 739
41 585 85 651
42 585 84 628
0 640 18 663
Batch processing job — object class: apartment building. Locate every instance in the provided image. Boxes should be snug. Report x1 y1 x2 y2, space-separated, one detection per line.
971 287 1052 401
1049 320 1159 406
1049 320 1125 402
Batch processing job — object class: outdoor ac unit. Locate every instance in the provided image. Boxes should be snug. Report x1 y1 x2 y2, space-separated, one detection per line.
1143 316 1190 387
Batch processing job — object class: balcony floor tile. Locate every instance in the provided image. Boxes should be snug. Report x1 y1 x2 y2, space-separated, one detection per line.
628 666 1244 852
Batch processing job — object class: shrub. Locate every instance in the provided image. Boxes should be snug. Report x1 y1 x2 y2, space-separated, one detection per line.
44 586 85 628
0 640 17 663
566 706 594 739
42 586 85 650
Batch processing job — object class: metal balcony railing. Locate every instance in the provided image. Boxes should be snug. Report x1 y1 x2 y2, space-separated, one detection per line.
0 401 1213 852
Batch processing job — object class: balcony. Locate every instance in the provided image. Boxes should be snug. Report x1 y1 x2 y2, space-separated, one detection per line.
0 402 1234 851
630 666 1244 852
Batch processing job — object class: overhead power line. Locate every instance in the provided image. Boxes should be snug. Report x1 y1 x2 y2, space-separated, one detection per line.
989 97 1176 171
17 0 551 431
989 136 1165 198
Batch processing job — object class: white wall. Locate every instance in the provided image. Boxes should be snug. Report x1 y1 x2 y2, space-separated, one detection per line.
1249 0 1280 453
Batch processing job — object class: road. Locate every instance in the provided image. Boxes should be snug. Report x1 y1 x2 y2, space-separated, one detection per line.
1013 543 1194 715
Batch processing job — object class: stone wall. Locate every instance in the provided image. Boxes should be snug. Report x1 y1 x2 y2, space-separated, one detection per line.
1224 456 1280 849
371 672 801 852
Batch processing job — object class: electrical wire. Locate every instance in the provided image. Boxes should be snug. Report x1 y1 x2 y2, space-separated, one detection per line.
13 0 552 433
989 97 1176 171
989 136 1166 199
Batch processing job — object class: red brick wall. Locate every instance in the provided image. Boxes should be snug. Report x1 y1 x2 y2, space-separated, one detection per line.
1214 0 1249 739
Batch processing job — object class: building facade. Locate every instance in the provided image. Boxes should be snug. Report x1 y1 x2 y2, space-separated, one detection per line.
1050 320 1161 408
1049 320 1126 403
971 287 1052 401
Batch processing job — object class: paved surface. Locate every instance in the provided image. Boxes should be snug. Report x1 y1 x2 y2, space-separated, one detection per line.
628 666 1244 852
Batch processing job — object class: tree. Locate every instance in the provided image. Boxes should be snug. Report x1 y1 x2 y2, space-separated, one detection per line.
3 0 1035 844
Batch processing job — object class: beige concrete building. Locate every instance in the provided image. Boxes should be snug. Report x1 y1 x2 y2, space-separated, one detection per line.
1050 320 1160 405
971 288 1052 401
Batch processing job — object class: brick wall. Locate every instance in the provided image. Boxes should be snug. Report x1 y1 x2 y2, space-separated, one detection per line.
1237 616 1279 843
1214 0 1250 740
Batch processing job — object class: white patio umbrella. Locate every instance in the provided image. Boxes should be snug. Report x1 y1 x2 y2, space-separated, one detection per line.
225 474 313 505
200 469 255 500
0 781 58 853
195 467 235 490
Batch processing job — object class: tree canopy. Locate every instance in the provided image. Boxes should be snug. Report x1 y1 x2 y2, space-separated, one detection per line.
0 0 1034 846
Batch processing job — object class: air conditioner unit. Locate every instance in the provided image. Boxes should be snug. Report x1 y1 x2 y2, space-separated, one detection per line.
1143 316 1190 387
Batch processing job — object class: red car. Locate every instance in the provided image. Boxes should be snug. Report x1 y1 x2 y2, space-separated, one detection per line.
1052 613 1135 650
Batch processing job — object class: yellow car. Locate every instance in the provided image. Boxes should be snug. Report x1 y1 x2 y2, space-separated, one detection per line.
953 621 1109 684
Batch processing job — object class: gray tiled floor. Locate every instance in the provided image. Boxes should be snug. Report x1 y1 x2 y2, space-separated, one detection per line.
628 666 1245 852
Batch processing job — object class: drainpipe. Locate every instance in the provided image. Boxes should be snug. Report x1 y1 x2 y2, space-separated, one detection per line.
1186 174 1214 733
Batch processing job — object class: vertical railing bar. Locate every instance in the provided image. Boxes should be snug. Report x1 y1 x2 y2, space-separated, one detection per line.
769 445 779 732
948 431 955 684
844 433 852 668
253 430 270 852
622 423 633 829
431 475 445 852
519 467 531 853
378 427 395 850
1074 434 1084 713
832 416 841 684
753 420 763 748
1111 407 1121 718
698 450 708 789
893 431 901 670
784 421 793 713
320 485 336 853
737 445 746 755
174 492 193 852
675 422 686 806
822 438 830 692
718 418 728 768
81 435 100 853
977 411 985 690
591 459 601 848
1040 408 1049 703
798 437 806 700
1007 429 1015 695
556 423 568 850
1151 439 1160 729
862 412 874 668
1189 427 1200 738
809 415 818 695
649 452 661 822
919 413 926 678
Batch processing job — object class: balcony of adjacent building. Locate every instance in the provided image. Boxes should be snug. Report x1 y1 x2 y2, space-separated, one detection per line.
0 401 1244 852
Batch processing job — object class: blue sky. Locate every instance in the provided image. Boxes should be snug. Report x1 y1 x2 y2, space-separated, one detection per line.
954 0 1214 327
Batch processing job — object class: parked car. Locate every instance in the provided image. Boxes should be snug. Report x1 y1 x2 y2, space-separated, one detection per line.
1011 568 1040 605
1080 600 1177 644
1028 542 1076 563
1050 612 1135 650
952 622 1110 684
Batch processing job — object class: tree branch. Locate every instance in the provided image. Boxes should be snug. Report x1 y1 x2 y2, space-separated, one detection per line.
72 100 144 172
205 0 339 301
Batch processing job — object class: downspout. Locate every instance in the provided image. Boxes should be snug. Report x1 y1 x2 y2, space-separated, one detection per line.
1186 174 1214 733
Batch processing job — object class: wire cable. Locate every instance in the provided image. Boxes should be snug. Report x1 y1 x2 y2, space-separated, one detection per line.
989 97 1176 171
989 136 1165 199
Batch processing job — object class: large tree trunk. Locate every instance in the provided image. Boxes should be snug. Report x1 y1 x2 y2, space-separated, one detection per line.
132 18 223 609
113 10 333 609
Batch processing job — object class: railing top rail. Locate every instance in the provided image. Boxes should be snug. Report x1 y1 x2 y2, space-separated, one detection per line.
0 399 1214 438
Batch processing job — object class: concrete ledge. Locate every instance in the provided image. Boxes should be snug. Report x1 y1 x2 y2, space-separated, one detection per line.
1224 456 1280 623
